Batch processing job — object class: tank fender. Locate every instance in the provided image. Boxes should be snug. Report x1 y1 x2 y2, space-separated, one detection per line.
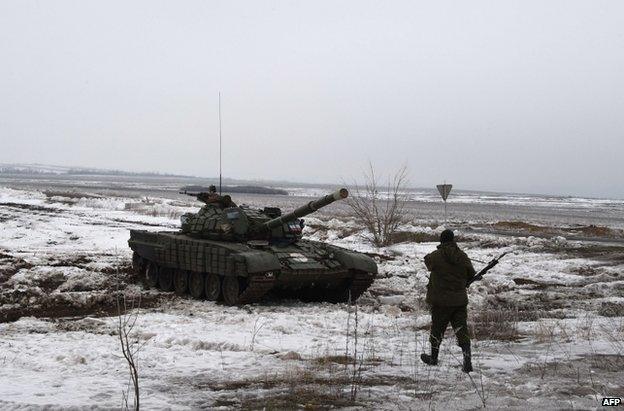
331 249 378 274
234 251 281 274
128 241 162 262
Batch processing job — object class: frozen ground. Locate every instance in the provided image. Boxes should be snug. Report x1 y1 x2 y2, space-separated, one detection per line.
1 181 624 410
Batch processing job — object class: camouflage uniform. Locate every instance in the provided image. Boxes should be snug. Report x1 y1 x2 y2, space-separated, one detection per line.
421 234 476 372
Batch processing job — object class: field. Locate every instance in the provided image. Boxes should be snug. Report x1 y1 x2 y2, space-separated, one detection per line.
1 175 623 409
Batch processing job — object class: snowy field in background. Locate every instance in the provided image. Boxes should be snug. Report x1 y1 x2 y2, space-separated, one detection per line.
1 184 623 409
288 185 624 209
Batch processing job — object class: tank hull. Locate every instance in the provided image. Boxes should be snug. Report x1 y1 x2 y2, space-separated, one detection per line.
129 229 377 305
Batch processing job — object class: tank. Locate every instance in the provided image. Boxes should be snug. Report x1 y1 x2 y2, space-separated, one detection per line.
128 188 377 305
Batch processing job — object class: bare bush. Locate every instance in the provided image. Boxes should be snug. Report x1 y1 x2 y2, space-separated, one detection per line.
117 293 141 411
347 163 409 247
250 316 268 351
349 294 362 401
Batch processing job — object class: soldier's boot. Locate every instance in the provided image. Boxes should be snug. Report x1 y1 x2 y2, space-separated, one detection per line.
460 343 473 373
420 346 439 366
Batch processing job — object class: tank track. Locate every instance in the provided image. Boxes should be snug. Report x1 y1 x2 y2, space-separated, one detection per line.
134 253 275 305
292 271 374 303
237 275 275 304
133 253 371 305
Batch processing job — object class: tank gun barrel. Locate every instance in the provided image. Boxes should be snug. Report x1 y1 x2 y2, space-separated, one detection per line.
263 188 348 230
180 190 200 197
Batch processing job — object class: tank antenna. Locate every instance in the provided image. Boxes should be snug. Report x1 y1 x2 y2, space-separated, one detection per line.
218 91 222 195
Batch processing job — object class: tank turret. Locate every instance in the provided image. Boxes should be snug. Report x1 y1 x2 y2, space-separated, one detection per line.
180 188 349 242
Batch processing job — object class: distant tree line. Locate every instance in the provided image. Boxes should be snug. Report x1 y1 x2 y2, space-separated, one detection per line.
66 168 188 177
0 167 58 175
0 165 189 178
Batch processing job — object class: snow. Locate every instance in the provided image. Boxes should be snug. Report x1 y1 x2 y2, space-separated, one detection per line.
289 186 624 210
1 185 623 409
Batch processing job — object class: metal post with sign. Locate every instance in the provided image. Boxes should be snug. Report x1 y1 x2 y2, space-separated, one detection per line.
436 183 453 224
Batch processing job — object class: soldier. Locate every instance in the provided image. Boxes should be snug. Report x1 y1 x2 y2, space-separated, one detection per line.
421 229 476 373
197 185 220 204
197 185 237 208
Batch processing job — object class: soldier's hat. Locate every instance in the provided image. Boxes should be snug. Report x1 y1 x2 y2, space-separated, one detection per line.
440 229 455 243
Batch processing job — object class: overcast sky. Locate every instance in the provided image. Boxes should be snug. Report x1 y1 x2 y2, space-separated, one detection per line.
1 1 623 198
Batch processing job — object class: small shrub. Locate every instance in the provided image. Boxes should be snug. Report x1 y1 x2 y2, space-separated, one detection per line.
347 163 409 247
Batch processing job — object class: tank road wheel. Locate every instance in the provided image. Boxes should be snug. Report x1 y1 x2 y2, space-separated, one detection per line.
222 276 248 306
145 262 159 288
188 272 205 299
173 270 189 296
204 274 221 301
158 267 174 292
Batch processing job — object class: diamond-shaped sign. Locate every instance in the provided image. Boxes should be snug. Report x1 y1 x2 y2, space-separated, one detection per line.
436 184 452 201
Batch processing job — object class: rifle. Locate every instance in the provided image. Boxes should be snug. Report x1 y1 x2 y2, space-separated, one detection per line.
467 252 509 287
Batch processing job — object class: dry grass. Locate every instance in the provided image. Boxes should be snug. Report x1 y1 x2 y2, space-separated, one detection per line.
304 222 361 240
206 365 421 410
520 313 624 395
43 190 102 200
49 255 92 267
574 225 619 237
469 306 526 341
493 221 545 232
598 301 624 317
238 386 355 410
313 355 355 366
123 201 183 219
531 320 572 344
491 221 622 240
240 367 356 410
388 231 439 245
519 354 624 398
